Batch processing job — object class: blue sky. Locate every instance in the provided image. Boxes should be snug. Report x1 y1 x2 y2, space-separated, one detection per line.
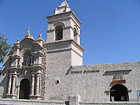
0 0 140 66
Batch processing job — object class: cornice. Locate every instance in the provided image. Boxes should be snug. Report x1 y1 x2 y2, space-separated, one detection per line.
44 40 84 52
47 11 81 25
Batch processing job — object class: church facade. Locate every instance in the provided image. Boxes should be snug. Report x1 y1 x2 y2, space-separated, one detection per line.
0 1 140 105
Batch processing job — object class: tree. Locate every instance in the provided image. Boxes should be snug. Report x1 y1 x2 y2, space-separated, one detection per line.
0 34 11 63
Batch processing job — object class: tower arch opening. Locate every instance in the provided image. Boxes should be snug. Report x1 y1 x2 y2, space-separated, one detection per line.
55 25 63 40
19 79 30 99
74 28 77 43
110 84 129 101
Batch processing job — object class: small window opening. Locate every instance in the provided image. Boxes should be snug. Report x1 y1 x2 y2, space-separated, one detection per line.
55 80 60 84
55 26 63 40
74 28 77 42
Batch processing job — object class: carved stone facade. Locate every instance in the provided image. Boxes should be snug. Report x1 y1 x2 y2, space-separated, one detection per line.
0 0 140 105
5 31 45 100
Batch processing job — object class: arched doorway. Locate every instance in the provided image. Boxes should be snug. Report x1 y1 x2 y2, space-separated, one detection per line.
110 84 129 101
19 79 30 99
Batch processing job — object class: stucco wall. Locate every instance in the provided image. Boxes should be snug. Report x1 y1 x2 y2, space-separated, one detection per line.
45 61 140 102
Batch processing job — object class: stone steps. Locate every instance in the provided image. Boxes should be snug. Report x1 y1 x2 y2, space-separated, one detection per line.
0 99 139 105
0 99 65 105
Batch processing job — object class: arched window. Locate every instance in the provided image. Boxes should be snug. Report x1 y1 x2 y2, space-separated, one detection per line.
74 28 77 42
110 84 129 101
55 25 63 40
22 52 34 67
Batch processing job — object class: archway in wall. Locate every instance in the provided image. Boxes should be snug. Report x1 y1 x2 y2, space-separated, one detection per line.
19 79 30 99
55 25 63 40
110 84 129 101
74 28 77 43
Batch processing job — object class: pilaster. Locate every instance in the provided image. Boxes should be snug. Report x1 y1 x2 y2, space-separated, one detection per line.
30 74 35 96
7 75 12 95
35 73 40 96
6 73 17 99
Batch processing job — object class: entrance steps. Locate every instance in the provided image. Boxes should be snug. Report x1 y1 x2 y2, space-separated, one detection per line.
0 99 139 105
0 99 65 105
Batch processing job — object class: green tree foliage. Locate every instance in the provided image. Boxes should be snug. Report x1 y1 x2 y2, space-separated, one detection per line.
0 34 11 63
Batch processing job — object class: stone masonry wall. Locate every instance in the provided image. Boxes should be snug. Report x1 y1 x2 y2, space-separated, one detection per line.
44 61 140 102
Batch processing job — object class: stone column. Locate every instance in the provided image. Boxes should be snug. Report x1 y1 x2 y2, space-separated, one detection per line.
15 59 19 67
30 56 33 66
7 75 12 95
35 74 40 96
38 57 42 65
11 75 16 95
31 74 35 96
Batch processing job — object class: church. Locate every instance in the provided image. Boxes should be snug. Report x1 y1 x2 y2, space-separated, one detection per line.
0 0 140 105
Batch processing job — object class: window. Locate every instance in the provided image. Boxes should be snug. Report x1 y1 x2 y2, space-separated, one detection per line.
22 52 34 67
74 28 77 42
55 25 63 40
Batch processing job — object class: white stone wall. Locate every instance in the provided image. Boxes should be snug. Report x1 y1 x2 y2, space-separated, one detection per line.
44 61 140 102
0 74 7 98
71 50 83 66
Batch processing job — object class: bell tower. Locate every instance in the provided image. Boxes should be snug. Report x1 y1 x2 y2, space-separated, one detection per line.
45 0 84 69
47 0 81 45
44 1 84 100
